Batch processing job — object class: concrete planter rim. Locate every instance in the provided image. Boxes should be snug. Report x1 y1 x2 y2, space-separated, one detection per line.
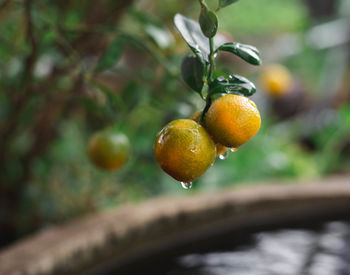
1 176 350 275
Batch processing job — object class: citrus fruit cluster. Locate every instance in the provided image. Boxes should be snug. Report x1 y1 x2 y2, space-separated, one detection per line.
155 1 262 186
154 94 261 184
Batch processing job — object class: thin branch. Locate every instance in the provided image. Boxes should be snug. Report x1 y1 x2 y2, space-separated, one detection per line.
0 0 12 11
200 37 215 124
22 0 38 86
207 37 215 82
198 0 206 7
0 0 38 159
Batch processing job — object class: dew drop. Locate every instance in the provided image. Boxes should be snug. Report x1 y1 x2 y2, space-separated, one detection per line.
230 148 238 153
219 151 229 160
181 182 192 189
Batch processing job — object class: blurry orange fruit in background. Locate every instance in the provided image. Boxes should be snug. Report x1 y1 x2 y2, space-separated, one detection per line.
88 131 130 171
260 64 293 98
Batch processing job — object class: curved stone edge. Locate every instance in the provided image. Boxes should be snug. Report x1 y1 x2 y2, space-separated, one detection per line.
1 176 350 275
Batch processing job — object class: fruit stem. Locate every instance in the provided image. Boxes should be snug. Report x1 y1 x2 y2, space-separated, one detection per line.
200 95 212 124
207 37 215 83
200 36 215 125
198 0 206 8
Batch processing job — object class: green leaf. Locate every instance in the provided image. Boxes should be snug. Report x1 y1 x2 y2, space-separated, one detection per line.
199 8 218 38
129 8 161 26
219 0 239 8
181 56 204 93
174 14 210 63
91 81 124 111
96 36 124 72
209 74 256 97
217 42 262 66
145 24 174 49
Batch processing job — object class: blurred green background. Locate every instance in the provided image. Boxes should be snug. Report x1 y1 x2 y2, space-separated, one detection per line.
0 0 349 247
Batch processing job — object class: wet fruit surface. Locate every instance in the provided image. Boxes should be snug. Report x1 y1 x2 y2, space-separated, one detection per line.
154 119 216 183
190 111 229 157
204 94 261 148
215 143 229 157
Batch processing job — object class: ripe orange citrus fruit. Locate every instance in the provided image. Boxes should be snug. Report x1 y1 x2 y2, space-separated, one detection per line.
204 94 261 148
154 119 216 183
88 131 130 171
260 64 292 97
190 110 233 157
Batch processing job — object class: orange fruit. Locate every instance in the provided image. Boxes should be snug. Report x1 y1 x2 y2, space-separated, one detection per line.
88 131 130 171
154 119 216 183
204 94 261 147
260 64 292 98
189 110 202 122
190 110 232 157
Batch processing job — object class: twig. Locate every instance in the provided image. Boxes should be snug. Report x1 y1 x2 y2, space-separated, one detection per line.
22 0 38 86
0 0 12 11
200 37 215 124
207 37 215 82
198 0 206 7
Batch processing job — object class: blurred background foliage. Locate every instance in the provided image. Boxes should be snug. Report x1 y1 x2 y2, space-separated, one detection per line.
0 0 350 247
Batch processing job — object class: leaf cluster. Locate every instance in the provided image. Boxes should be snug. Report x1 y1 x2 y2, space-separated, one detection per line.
174 0 261 100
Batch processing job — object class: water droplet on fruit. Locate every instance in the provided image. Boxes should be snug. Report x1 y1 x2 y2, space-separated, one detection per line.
181 182 192 189
230 148 238 153
219 151 229 160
